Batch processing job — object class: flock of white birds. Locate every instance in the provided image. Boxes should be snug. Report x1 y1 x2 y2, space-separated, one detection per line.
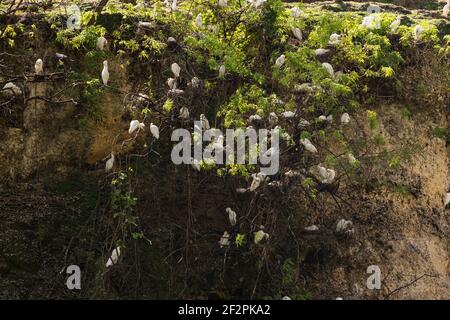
0 0 448 268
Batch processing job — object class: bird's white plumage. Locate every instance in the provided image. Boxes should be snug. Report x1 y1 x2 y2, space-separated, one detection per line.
35 58 43 74
341 113 350 124
322 62 334 77
218 0 228 8
179 107 190 119
97 36 107 50
219 65 226 77
315 48 330 56
171 63 181 78
219 231 230 247
200 114 210 130
390 16 401 32
167 77 177 89
414 25 424 42
101 60 109 85
226 208 237 226
292 28 302 41
275 54 286 67
196 13 203 28
300 138 317 153
281 111 295 118
443 2 449 17
129 120 145 134
291 6 303 18
268 112 278 126
105 153 114 171
2 82 22 96
445 192 450 207
150 123 159 139
329 33 341 45
105 246 121 267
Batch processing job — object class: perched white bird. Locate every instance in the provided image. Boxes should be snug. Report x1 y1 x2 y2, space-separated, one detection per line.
179 106 190 120
249 114 262 124
336 219 353 235
315 48 330 56
292 28 302 41
341 113 350 124
191 77 200 88
329 33 341 45
105 246 121 267
347 153 357 165
236 187 247 193
171 0 177 11
138 21 152 28
250 172 266 192
318 115 327 122
167 36 176 44
200 114 210 130
219 231 230 248
35 58 43 74
171 63 181 78
268 112 278 126
249 0 267 9
167 77 177 89
322 62 334 78
105 153 114 171
150 123 159 139
443 1 449 17
362 15 380 30
445 192 450 207
281 111 295 118
129 120 145 134
254 229 269 244
2 82 22 96
291 6 303 18
55 53 68 60
414 25 424 42
196 13 203 28
390 15 401 32
282 296 292 300
218 0 228 8
300 138 317 153
317 165 336 184
97 36 108 50
304 225 319 232
218 64 226 77
226 208 237 226
101 60 109 85
275 54 286 67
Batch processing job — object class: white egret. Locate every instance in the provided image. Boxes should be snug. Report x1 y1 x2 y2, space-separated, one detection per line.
292 28 302 41
304 225 319 232
171 62 181 78
218 0 228 8
105 153 114 172
200 114 210 130
97 36 107 50
196 13 202 28
55 53 68 60
390 15 401 32
254 229 269 244
336 297 344 300
179 106 189 120
329 33 341 45
2 82 22 96
219 64 226 77
336 219 353 235
35 58 43 74
315 48 330 56
322 62 334 78
317 165 336 184
167 77 177 89
191 77 200 88
344 152 355 164
444 1 449 17
226 208 237 226
414 25 424 42
250 172 266 192
171 0 177 11
298 118 310 129
300 138 317 153
167 36 176 44
236 188 247 193
219 231 230 248
101 60 109 85
129 120 145 134
275 54 286 67
268 112 278 126
282 296 291 300
341 113 350 124
249 0 267 9
138 21 152 28
249 114 262 123
445 192 450 207
318 115 327 122
105 246 121 267
291 6 303 18
150 123 159 139
281 111 295 118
